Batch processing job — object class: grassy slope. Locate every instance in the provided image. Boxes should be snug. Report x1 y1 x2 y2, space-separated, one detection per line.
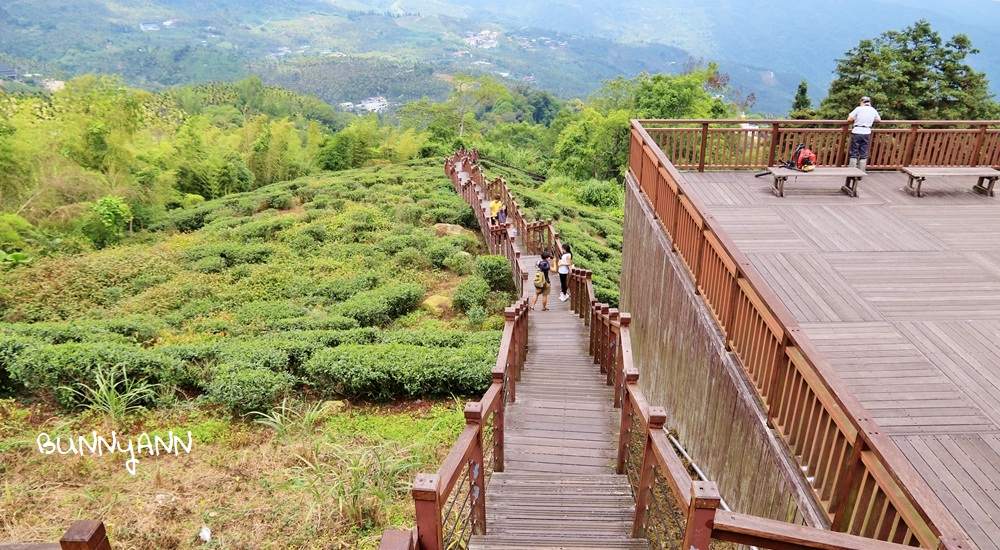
0 160 492 548
0 156 625 547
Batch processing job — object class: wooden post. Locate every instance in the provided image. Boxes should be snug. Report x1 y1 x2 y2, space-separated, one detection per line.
379 528 418 550
60 521 111 550
831 435 867 532
631 407 667 538
698 122 710 172
767 123 780 167
903 124 919 167
617 368 640 473
606 309 620 385
765 334 791 427
681 482 721 550
971 124 988 167
589 301 601 359
465 403 487 537
597 305 610 370
583 272 594 324
413 474 443 550
492 369 505 472
837 123 852 166
615 314 632 408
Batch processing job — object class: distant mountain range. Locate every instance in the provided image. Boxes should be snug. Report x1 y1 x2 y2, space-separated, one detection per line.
2 0 998 115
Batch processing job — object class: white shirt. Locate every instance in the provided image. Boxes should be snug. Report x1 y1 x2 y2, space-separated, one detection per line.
849 104 880 135
558 253 571 274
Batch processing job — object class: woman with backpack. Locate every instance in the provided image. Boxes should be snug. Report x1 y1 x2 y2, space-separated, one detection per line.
531 251 555 311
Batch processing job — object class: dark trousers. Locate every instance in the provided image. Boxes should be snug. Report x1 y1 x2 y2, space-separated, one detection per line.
559 273 568 294
849 133 872 160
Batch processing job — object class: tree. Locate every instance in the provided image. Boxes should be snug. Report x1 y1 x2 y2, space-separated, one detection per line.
448 74 504 138
819 20 999 120
790 80 813 118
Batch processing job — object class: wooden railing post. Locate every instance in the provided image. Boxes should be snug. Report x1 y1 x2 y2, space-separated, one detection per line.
606 309 620 385
767 123 780 167
903 123 919 167
631 406 667 538
615 314 631 408
698 122 709 172
617 367 640 473
60 520 111 550
492 369 506 472
682 482 721 550
831 434 868 532
465 402 487 537
596 304 610 370
413 474 443 550
971 124 988 166
589 301 601 358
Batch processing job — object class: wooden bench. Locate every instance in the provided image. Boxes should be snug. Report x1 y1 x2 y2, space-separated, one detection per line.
900 166 1000 197
766 167 866 197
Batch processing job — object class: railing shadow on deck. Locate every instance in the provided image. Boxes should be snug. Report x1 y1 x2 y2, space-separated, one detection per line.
381 150 971 550
627 120 975 549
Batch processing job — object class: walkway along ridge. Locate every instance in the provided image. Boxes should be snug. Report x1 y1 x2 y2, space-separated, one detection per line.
378 150 963 550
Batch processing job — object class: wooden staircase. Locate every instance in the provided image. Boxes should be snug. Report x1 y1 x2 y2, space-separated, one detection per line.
468 256 646 550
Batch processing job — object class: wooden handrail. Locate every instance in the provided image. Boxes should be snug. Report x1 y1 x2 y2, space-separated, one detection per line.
634 119 1000 172
626 121 973 549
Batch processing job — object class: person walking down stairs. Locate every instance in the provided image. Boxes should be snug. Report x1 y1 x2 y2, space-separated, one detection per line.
530 251 555 311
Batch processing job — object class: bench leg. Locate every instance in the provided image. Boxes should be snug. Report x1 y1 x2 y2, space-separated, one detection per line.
842 177 860 198
905 176 925 197
772 176 786 197
973 176 997 197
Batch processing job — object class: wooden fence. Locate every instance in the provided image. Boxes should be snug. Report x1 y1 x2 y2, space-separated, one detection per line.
626 120 973 549
569 267 977 549
638 118 1000 171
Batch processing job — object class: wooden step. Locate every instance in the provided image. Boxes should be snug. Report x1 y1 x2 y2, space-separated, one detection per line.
469 534 648 549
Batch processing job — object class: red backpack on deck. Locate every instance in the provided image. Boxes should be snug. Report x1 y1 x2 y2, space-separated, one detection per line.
794 146 817 171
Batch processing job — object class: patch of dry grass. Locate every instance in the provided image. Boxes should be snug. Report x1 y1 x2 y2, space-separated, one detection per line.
0 398 463 549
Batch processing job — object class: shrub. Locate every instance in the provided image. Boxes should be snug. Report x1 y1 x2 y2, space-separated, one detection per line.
216 340 291 371
335 283 425 327
426 241 459 269
101 315 166 345
443 252 475 275
316 273 380 302
394 247 431 270
235 216 295 242
304 343 493 401
466 306 487 329
0 335 39 392
208 365 295 414
7 342 185 407
193 255 227 273
264 192 294 210
0 321 126 344
270 315 360 332
576 180 624 208
475 255 514 292
235 301 309 326
379 329 470 348
452 277 490 313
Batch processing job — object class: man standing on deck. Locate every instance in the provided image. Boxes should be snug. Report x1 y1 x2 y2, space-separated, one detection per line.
847 96 881 172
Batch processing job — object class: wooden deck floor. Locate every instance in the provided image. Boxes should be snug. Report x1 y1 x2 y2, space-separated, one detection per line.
468 238 644 549
682 169 1000 550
